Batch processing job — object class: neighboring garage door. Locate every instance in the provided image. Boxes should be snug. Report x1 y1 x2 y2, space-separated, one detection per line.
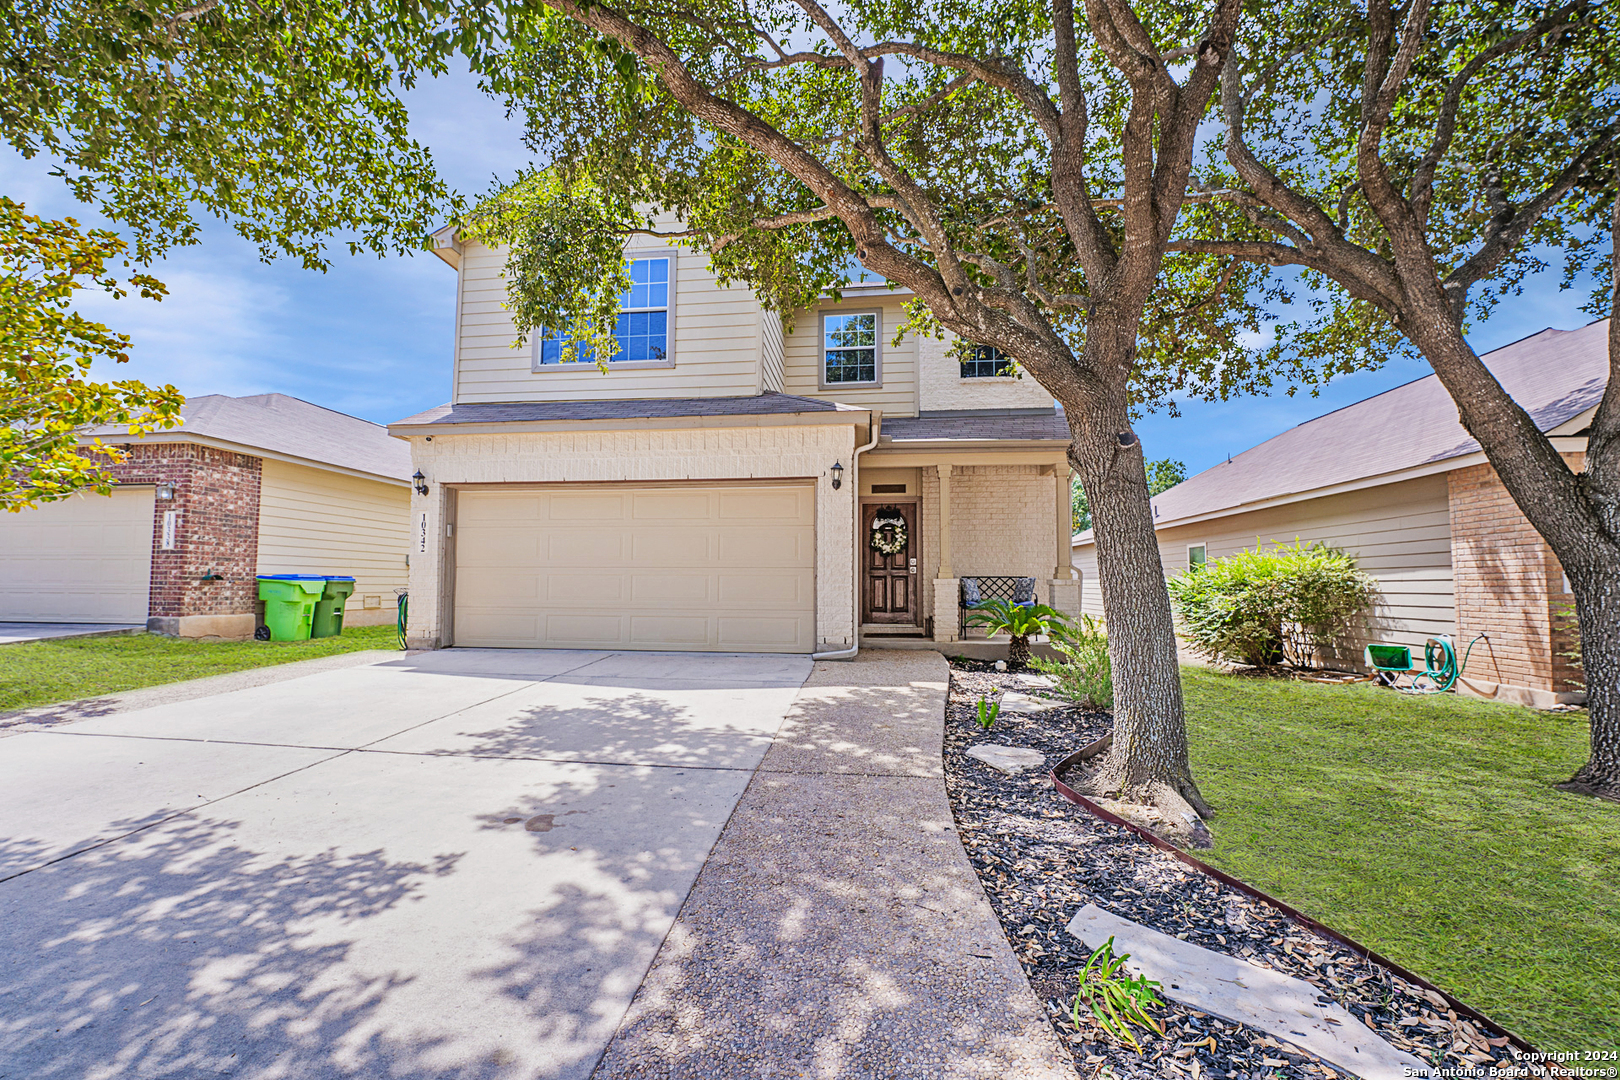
0 487 154 622
454 482 815 652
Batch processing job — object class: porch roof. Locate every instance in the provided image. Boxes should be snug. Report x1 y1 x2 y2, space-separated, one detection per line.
880 409 1070 444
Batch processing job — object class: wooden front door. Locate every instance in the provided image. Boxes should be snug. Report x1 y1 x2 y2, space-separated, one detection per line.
862 502 918 624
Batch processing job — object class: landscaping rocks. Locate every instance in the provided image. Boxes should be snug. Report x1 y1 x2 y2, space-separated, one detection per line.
1065 904 1429 1080
999 691 1067 715
942 663 1523 1080
967 744 1049 774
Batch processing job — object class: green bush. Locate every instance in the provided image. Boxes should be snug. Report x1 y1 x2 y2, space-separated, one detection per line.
1167 541 1376 668
1034 614 1113 709
966 599 1073 667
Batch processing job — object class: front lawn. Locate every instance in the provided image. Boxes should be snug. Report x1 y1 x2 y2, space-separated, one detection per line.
1184 666 1620 1052
0 625 398 713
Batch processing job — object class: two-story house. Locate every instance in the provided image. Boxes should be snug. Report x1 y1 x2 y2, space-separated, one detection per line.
389 226 1080 655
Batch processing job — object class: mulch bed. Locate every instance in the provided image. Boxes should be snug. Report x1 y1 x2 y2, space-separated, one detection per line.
941 659 1521 1080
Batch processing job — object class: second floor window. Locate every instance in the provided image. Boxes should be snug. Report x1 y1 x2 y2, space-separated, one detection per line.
536 256 671 365
823 311 878 384
960 344 1014 377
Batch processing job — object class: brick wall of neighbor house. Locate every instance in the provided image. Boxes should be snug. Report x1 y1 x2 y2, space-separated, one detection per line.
1448 454 1583 700
919 464 1056 627
101 443 263 621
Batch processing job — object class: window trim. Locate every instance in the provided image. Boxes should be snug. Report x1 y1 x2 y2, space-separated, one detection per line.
1187 543 1208 573
530 249 678 373
958 343 1016 380
817 307 883 390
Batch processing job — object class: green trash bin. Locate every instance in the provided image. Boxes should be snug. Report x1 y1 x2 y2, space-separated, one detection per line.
257 576 325 641
311 576 356 638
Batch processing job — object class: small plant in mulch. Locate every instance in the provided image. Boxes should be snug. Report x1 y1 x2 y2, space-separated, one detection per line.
940 661 1523 1080
1072 937 1166 1053
975 695 1002 730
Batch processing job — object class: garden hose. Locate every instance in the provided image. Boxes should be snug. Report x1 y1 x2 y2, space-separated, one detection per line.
395 590 408 651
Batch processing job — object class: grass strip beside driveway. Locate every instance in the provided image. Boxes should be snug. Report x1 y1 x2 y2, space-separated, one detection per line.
1184 666 1619 1053
0 625 398 713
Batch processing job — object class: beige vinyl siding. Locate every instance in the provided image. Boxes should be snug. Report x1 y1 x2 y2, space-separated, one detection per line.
256 459 411 626
453 239 764 403
1074 474 1455 663
761 309 785 393
782 295 919 415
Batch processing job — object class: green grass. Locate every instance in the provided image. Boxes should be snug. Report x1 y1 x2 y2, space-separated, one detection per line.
1184 666 1620 1053
0 625 399 713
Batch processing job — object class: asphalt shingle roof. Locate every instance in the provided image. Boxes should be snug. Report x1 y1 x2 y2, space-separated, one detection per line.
390 393 867 428
1144 320 1609 529
95 393 412 481
883 410 1071 442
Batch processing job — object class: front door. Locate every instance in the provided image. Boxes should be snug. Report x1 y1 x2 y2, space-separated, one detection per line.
862 503 918 624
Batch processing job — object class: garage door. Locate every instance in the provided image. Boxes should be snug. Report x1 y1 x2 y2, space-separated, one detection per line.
454 483 815 652
0 487 154 622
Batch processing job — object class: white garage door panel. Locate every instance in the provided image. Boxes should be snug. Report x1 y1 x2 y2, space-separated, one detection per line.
455 483 815 652
0 488 154 622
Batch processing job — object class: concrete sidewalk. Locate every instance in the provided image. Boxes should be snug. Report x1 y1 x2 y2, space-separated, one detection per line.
591 650 1072 1079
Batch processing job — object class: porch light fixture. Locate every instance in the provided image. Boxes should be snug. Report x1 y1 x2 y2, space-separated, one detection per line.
830 461 844 490
412 470 429 496
155 482 175 500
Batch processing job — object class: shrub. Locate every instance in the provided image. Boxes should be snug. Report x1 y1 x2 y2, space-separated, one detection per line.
966 599 1073 667
1167 541 1377 668
1033 614 1113 709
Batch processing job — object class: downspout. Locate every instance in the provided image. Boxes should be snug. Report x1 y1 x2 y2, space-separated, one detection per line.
812 412 882 662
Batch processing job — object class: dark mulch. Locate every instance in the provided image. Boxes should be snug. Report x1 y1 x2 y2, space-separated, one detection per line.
942 662 1520 1080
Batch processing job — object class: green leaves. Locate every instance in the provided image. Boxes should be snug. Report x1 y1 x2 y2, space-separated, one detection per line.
1 199 182 510
966 599 1074 639
975 695 1002 729
1071 936 1166 1052
1166 540 1378 668
2 0 459 269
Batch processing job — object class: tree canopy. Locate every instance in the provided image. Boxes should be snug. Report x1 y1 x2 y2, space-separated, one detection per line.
1 198 182 511
4 0 462 268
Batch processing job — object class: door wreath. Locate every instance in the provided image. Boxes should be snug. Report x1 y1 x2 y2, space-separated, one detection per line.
869 511 907 556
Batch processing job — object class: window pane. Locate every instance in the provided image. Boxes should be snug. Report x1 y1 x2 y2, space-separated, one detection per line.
961 345 1012 378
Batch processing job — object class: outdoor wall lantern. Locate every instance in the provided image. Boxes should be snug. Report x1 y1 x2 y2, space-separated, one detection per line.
830 461 844 490
412 470 429 496
155 482 175 500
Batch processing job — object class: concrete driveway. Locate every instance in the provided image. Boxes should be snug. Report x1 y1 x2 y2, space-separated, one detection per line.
0 648 810 1080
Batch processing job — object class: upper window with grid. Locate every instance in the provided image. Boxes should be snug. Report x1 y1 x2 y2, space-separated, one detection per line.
535 257 671 365
823 312 879 384
960 344 1014 378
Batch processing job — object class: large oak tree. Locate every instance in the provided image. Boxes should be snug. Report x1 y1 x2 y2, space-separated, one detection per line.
1181 0 1620 800
446 0 1363 841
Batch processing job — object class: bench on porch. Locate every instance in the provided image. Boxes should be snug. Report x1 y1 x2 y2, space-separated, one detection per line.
959 576 1037 637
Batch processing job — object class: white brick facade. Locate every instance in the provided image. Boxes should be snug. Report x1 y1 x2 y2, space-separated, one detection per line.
918 464 1067 634
916 334 1059 413
405 424 857 650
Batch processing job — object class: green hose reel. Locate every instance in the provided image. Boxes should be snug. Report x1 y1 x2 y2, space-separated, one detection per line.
1363 634 1485 694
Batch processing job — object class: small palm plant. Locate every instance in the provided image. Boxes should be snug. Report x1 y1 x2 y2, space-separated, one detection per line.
966 599 1074 667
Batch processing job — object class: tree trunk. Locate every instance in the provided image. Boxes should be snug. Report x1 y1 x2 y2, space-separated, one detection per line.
1398 297 1620 803
1560 567 1620 801
1008 634 1032 668
1059 315 1214 845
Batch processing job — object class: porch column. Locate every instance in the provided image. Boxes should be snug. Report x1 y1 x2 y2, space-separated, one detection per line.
933 463 959 641
1050 461 1081 618
1054 461 1072 579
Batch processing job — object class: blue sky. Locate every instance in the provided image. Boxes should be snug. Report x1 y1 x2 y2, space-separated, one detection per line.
6 65 1603 476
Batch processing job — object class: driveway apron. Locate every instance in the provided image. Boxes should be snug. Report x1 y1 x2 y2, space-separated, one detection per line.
0 648 808 1080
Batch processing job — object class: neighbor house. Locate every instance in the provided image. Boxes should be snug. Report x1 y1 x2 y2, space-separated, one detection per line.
389 226 1080 655
1072 321 1607 707
0 394 413 640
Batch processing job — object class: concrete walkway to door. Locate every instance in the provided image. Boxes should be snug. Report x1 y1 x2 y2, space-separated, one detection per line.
0 647 809 1080
592 650 1073 1079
